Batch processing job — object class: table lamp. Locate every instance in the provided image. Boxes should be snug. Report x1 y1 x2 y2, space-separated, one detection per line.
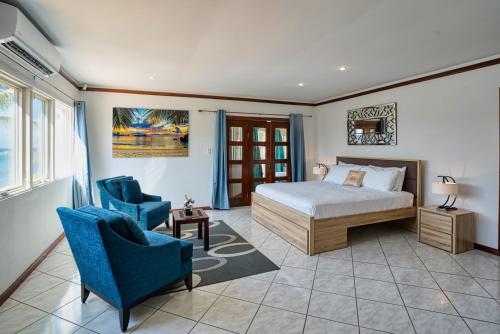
431 175 458 211
313 163 328 181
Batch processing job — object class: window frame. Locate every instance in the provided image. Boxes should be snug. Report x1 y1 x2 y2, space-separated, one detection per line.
31 92 51 186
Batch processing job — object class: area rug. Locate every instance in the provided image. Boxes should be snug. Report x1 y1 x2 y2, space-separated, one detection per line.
156 220 279 288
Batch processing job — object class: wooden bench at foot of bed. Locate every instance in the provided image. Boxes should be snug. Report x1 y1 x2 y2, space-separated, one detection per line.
252 192 417 255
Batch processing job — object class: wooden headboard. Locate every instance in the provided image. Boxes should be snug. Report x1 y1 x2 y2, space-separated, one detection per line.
336 156 422 207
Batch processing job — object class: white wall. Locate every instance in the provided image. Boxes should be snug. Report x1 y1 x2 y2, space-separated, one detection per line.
83 92 316 208
0 54 78 294
316 65 500 249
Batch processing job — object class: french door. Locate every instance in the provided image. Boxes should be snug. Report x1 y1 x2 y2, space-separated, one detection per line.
227 116 291 207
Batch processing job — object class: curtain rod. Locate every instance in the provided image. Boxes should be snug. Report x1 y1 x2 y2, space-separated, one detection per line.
198 110 312 118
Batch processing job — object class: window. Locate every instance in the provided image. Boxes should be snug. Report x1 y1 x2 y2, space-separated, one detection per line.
54 101 74 179
31 94 50 184
0 80 22 194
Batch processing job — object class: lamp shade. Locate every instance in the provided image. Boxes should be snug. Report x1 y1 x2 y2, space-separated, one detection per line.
432 181 458 195
313 166 327 176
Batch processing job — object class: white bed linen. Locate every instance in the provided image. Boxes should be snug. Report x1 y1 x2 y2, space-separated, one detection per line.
255 181 414 219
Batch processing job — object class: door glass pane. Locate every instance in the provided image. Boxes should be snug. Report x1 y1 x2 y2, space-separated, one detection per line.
275 163 287 177
253 164 266 178
0 82 20 191
253 181 265 191
276 180 288 183
253 127 266 142
230 146 242 160
229 183 242 198
275 145 287 160
253 146 266 160
275 128 287 142
229 164 242 179
32 97 46 181
230 127 243 141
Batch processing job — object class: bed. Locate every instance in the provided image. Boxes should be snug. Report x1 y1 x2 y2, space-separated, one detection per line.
251 157 422 255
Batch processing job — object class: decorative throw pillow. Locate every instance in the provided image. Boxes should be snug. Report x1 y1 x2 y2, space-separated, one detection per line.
361 166 399 191
105 176 132 201
343 170 366 187
121 179 143 204
324 164 361 184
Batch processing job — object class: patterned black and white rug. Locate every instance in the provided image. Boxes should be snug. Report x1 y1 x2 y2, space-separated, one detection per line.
156 220 279 288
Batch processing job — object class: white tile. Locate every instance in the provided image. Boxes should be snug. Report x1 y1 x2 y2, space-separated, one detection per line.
432 272 490 297
355 278 403 305
37 253 74 272
274 266 315 288
313 271 355 297
445 291 500 324
304 316 359 334
316 257 353 276
308 290 358 326
247 270 278 282
391 267 439 289
25 281 81 313
357 299 415 334
247 305 306 334
11 272 65 302
353 262 394 282
222 277 270 303
464 318 500 334
282 247 319 270
262 283 311 314
399 284 457 315
0 299 19 314
133 310 196 334
407 308 471 334
17 314 79 334
197 281 231 294
190 323 234 334
161 289 218 321
200 296 259 334
0 303 46 334
53 293 111 325
476 278 500 299
85 304 155 334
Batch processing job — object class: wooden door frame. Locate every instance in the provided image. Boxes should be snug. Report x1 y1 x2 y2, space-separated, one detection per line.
226 115 291 207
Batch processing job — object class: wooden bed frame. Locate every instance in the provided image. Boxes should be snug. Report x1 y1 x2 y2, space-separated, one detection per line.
252 157 422 255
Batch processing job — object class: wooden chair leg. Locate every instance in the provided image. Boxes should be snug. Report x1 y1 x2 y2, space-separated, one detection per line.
119 308 130 333
81 284 90 303
165 220 170 229
184 275 192 291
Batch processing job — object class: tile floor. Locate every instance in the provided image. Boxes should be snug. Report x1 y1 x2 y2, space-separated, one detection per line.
1 206 500 333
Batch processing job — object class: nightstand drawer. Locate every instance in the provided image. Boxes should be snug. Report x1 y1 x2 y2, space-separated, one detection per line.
420 226 452 252
420 210 452 234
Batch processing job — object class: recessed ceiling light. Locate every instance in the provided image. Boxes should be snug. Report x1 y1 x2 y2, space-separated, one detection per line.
149 75 155 80
338 65 349 71
297 82 305 87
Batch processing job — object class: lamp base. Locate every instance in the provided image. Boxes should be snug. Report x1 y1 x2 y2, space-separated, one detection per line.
437 205 457 212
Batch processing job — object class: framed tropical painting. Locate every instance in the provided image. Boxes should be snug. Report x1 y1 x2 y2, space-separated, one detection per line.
112 108 189 158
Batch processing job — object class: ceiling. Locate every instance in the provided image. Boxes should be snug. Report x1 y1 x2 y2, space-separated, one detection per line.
12 0 500 102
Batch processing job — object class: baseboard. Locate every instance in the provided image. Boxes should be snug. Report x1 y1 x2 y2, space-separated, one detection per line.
0 233 65 306
474 242 500 256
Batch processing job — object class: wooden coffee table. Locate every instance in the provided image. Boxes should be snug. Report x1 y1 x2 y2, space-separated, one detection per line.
172 209 210 251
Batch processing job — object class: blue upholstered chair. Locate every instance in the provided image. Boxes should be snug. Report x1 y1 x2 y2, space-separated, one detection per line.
96 176 170 230
57 206 193 332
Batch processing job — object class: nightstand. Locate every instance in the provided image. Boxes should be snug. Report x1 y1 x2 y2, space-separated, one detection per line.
417 205 474 254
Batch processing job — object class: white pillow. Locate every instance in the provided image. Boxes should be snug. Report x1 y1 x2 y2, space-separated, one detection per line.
324 164 361 184
361 166 399 191
368 165 406 191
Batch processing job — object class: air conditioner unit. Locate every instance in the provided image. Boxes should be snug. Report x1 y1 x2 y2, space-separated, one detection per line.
0 2 61 77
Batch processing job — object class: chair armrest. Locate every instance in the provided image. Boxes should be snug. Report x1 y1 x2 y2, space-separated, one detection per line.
142 193 161 202
108 197 140 220
99 225 182 307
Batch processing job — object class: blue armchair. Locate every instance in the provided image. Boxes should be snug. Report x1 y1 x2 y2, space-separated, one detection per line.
57 206 193 332
96 176 171 231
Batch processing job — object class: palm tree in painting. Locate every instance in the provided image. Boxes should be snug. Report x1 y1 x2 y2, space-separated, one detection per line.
144 109 188 125
112 108 134 131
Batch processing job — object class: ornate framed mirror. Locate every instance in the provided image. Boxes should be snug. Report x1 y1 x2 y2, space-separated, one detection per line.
347 102 397 145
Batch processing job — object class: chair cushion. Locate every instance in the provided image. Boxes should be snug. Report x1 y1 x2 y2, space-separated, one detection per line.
78 206 149 246
143 231 193 261
121 179 143 204
104 176 132 201
139 201 170 222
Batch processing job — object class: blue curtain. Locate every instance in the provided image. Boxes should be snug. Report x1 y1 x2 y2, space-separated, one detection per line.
290 113 306 182
72 101 94 208
211 110 230 209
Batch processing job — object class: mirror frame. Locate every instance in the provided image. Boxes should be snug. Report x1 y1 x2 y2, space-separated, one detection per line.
347 102 397 145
